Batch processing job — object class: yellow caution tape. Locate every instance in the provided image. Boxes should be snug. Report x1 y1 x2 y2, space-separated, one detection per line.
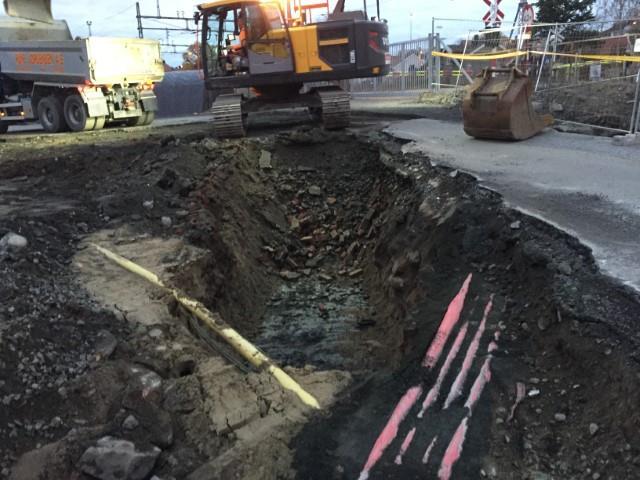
432 50 528 61
530 50 640 63
432 49 640 63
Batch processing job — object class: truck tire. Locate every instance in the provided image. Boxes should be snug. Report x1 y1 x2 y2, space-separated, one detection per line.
64 94 93 132
38 96 68 133
0 122 8 134
93 116 106 130
126 111 155 127
142 111 155 126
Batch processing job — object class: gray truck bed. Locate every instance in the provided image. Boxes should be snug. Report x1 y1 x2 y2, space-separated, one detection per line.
0 37 164 85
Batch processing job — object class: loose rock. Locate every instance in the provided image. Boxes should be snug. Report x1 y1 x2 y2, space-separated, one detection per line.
308 185 322 196
79 436 160 480
0 233 28 251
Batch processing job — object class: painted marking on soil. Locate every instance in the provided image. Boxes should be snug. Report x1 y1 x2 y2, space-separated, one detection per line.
418 322 469 418
438 417 469 480
422 435 438 464
443 295 493 409
394 427 416 465
463 356 493 415
508 382 526 422
422 273 472 369
358 385 423 480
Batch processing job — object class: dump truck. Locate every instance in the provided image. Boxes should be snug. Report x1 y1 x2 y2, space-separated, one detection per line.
196 0 390 137
0 0 164 133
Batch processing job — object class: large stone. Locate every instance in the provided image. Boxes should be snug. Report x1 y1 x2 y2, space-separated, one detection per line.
258 150 272 169
79 436 160 480
0 233 28 251
95 330 118 359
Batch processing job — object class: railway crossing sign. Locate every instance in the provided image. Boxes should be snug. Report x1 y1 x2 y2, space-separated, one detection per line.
483 0 504 27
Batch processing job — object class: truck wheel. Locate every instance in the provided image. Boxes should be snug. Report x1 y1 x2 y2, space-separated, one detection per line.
142 111 155 126
0 122 8 134
125 115 145 127
93 116 106 130
126 111 155 127
64 95 93 132
38 96 68 133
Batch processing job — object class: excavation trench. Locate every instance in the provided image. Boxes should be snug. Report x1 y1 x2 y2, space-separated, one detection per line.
169 131 640 479
2 126 640 480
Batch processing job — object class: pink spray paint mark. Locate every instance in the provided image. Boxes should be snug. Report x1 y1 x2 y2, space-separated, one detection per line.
422 435 438 464
463 356 493 415
443 295 493 409
422 274 473 369
418 322 469 418
358 385 423 480
508 382 527 422
438 417 469 480
394 427 416 465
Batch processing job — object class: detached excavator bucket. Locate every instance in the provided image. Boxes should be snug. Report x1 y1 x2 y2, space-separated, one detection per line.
3 0 53 23
462 67 553 141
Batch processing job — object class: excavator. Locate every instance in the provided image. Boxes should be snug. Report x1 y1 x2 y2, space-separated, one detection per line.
195 0 390 137
462 67 554 141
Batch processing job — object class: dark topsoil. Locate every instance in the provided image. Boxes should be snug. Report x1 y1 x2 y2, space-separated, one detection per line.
0 122 639 479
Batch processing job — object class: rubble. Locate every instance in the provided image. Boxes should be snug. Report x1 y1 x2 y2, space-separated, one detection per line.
1 123 639 480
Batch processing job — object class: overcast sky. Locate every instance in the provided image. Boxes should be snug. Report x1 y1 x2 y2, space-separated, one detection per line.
10 0 519 66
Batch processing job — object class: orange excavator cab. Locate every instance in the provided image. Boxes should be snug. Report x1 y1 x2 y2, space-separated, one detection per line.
462 67 553 141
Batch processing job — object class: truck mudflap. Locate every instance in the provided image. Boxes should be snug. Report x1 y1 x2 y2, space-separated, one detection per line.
79 88 109 118
140 92 158 112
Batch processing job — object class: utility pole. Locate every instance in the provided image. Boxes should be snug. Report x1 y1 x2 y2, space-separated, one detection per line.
86 20 92 36
136 2 143 38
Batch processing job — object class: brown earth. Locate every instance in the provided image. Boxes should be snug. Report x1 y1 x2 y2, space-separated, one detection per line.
0 120 638 480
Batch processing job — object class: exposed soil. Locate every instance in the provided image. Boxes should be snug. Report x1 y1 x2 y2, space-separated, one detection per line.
0 120 639 480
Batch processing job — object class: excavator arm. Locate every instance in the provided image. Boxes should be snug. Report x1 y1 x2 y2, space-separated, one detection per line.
3 0 53 23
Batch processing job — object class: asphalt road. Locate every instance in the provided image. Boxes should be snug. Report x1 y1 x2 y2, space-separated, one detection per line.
386 118 640 290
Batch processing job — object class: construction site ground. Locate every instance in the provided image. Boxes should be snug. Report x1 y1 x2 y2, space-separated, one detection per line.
1 105 640 480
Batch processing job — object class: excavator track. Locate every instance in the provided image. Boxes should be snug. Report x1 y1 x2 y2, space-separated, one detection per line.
212 94 246 138
316 87 351 130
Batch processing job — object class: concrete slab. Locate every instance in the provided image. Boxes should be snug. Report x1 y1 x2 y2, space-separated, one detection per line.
386 118 640 290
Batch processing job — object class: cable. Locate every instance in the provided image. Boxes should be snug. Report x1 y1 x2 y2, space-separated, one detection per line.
102 4 136 21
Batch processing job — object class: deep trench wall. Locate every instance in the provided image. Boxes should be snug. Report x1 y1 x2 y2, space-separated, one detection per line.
293 145 640 478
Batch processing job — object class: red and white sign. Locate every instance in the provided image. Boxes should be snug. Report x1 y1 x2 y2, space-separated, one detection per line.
521 3 535 37
521 3 535 25
483 0 504 27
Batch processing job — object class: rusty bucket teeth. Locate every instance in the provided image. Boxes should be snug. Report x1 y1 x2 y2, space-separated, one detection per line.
462 67 554 141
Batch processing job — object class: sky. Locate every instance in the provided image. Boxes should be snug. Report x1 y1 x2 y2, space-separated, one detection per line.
5 0 520 66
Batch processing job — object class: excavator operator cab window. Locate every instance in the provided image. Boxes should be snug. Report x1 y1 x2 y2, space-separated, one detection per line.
245 4 268 42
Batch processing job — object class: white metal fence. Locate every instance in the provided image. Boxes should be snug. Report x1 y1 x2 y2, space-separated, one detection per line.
350 17 640 133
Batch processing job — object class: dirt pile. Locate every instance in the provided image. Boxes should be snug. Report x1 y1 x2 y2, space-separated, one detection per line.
0 123 639 480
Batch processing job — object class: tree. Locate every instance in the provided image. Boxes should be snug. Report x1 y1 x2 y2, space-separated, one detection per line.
182 42 201 70
596 0 640 20
536 0 596 23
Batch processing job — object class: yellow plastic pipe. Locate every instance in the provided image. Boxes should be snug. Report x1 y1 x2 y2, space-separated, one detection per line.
91 243 321 410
